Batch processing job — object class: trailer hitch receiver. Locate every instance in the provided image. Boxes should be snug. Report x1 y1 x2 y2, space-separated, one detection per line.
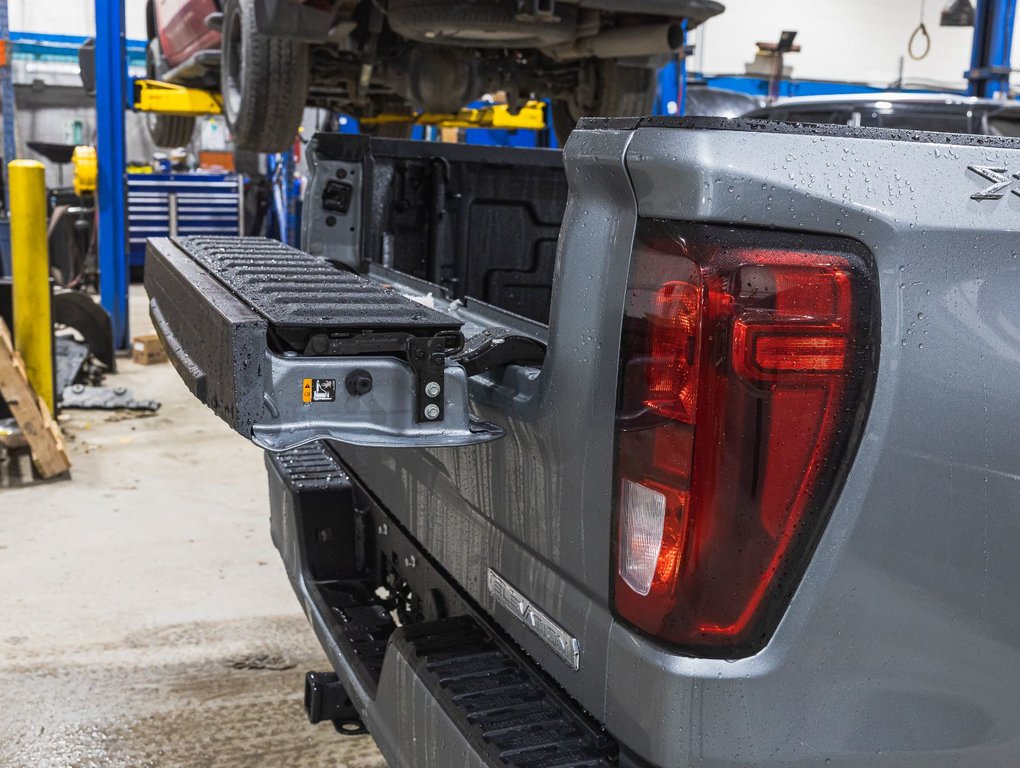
304 671 368 735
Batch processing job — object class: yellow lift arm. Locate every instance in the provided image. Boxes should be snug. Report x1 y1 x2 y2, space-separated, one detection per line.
360 99 547 130
133 78 542 129
133 79 223 117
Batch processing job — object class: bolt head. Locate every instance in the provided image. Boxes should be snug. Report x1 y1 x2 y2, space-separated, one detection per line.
424 381 441 398
424 404 440 420
345 369 373 396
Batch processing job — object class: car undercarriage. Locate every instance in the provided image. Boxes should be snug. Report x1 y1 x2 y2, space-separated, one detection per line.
150 0 724 149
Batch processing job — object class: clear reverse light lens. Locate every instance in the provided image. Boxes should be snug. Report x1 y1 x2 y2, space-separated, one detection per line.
619 480 666 596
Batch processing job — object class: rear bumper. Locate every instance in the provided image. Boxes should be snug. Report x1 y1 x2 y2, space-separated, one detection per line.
266 441 621 768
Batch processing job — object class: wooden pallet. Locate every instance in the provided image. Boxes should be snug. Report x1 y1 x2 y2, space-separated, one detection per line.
0 318 70 479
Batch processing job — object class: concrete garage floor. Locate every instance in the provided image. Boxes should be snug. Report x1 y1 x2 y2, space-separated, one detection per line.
0 286 387 768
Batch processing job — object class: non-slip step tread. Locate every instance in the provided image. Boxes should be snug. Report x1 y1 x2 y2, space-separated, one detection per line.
267 441 351 492
397 616 617 768
172 235 460 333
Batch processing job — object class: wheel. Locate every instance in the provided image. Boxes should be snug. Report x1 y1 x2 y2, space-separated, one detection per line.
146 110 196 148
221 0 310 153
145 39 196 148
551 63 656 145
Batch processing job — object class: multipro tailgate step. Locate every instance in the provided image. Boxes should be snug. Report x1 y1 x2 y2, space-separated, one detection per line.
144 236 503 451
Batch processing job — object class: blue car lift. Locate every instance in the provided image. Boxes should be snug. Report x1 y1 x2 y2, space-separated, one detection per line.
0 0 14 277
95 0 129 349
968 0 1017 97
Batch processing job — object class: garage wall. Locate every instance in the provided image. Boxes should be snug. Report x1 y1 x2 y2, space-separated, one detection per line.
9 0 148 40
692 0 1019 90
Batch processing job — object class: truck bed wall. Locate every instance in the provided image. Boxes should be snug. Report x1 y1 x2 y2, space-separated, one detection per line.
302 134 568 324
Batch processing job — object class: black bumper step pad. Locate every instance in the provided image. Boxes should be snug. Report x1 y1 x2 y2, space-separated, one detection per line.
317 583 395 682
268 440 351 493
172 236 460 336
396 616 617 768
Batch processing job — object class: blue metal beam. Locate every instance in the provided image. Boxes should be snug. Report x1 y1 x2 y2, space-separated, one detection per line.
0 0 17 175
967 0 1017 97
0 0 12 278
95 0 129 348
8 31 147 51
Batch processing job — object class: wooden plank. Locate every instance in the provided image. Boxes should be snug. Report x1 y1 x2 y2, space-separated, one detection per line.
0 318 70 478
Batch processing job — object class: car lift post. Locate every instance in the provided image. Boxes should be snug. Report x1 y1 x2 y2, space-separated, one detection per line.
94 0 129 349
0 0 15 277
653 23 689 117
0 0 15 180
967 0 1017 97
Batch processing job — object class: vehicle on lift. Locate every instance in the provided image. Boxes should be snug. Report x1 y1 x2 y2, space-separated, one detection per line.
683 82 762 117
146 118 1020 767
743 91 1020 135
144 0 724 151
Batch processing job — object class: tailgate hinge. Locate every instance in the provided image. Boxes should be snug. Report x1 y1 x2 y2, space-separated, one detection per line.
407 332 461 423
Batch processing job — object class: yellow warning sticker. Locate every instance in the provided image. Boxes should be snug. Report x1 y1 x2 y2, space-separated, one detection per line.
302 378 313 403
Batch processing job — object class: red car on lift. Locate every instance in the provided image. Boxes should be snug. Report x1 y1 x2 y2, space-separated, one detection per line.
146 0 725 152
145 0 224 146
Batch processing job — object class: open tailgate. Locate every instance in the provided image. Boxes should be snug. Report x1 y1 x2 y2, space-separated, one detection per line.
144 235 503 451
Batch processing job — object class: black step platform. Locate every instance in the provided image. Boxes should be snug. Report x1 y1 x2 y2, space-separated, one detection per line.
397 617 617 768
173 236 460 339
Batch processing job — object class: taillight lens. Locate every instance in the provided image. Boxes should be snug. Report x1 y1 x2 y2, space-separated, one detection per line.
613 222 877 656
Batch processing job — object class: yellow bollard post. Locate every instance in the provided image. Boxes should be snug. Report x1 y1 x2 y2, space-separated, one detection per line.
8 159 54 414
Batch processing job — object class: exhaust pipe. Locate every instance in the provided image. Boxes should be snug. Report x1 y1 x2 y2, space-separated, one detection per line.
546 22 684 60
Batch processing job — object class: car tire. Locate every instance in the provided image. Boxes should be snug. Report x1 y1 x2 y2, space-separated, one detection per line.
551 63 656 145
145 38 196 148
147 111 197 148
221 0 310 153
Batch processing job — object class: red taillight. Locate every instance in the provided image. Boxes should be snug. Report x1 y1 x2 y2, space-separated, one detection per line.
614 222 876 655
646 280 702 421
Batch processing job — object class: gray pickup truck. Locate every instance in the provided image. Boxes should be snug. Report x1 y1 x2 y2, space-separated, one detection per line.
145 118 1020 767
